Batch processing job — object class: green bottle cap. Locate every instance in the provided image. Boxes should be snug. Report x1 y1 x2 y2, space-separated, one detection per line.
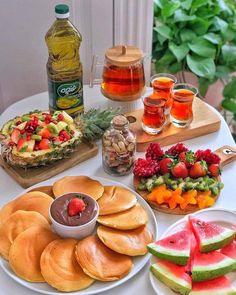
55 4 70 18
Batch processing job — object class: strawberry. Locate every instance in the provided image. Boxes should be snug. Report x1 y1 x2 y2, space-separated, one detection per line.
11 128 21 144
171 161 188 178
159 158 173 174
68 198 86 216
38 139 51 150
189 160 208 178
39 127 51 139
58 113 64 121
179 151 196 168
208 164 221 177
17 138 28 152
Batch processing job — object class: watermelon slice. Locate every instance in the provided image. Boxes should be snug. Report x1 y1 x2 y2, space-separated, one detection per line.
189 217 235 252
150 259 192 295
189 276 236 295
147 229 192 265
192 251 236 282
220 239 236 262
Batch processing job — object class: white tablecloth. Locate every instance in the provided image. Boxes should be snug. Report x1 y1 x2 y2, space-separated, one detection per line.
0 85 236 295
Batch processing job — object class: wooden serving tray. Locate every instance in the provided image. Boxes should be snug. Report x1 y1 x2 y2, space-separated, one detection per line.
126 97 221 152
0 141 98 188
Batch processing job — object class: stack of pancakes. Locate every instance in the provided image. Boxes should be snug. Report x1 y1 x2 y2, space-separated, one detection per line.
0 176 153 292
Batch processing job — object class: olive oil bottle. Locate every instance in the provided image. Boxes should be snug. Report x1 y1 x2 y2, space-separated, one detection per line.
45 4 83 115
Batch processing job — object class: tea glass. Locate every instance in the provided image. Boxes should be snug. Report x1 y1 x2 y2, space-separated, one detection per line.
150 73 177 115
142 96 166 135
170 83 198 128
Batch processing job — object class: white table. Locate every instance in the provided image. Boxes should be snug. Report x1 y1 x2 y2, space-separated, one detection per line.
0 85 236 295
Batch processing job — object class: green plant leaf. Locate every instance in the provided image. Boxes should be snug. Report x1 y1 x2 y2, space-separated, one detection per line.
188 37 216 58
168 62 182 74
186 54 215 79
222 44 236 63
169 42 189 62
215 65 231 79
189 18 211 35
222 98 236 113
180 29 197 43
154 25 172 39
158 49 176 66
223 78 236 99
181 0 193 10
198 77 214 97
162 1 180 18
221 27 235 42
191 0 206 12
157 33 167 45
174 9 196 22
212 16 228 32
154 0 163 8
203 33 222 45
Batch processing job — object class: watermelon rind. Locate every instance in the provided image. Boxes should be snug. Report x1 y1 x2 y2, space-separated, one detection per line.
150 263 191 295
147 243 189 265
192 256 236 282
189 288 236 295
201 230 235 253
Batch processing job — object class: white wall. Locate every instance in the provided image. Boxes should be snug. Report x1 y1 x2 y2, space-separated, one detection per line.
0 0 153 114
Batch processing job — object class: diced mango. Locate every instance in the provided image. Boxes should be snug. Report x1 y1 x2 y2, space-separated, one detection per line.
180 190 197 210
168 188 184 209
197 191 215 209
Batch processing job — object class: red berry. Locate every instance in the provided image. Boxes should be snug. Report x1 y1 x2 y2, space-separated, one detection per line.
38 139 50 150
189 161 208 178
15 121 22 126
208 164 221 177
166 143 189 156
58 114 64 121
171 161 188 178
60 130 71 141
133 158 160 177
159 158 173 174
68 198 86 216
195 149 220 165
179 151 196 168
145 143 164 161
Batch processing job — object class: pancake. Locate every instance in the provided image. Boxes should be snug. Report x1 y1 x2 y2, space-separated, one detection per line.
53 176 104 200
0 210 49 260
40 239 94 292
9 226 59 282
97 203 148 230
0 191 53 225
75 235 133 281
97 225 153 256
28 186 55 198
98 186 137 215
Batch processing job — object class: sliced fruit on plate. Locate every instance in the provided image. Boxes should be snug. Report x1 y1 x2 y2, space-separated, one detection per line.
189 217 235 252
150 259 192 295
147 229 192 265
189 276 236 295
191 251 236 282
220 239 236 261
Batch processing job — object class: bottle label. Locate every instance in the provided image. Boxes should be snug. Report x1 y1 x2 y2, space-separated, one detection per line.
48 79 84 115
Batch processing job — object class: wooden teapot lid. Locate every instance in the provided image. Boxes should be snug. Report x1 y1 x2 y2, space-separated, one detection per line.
105 45 143 66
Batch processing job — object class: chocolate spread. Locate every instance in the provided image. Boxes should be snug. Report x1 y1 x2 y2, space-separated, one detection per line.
50 193 97 226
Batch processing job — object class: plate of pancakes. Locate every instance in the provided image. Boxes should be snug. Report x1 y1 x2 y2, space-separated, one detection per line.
0 175 158 294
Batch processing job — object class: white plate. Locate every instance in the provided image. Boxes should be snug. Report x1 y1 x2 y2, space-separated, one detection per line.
0 176 158 295
149 208 236 295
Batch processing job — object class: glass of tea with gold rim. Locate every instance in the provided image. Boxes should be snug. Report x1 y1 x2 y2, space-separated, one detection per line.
150 73 177 115
142 95 166 135
170 83 198 128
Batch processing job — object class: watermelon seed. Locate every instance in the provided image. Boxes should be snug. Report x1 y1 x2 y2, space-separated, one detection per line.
169 240 175 244
185 270 192 276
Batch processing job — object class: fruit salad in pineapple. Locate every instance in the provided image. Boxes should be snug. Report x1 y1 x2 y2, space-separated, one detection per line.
133 143 224 213
0 109 118 168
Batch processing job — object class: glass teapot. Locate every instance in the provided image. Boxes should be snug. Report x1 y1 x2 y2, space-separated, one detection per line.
90 45 146 102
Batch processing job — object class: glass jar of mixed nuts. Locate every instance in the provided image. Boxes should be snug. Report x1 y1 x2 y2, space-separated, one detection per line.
102 115 136 176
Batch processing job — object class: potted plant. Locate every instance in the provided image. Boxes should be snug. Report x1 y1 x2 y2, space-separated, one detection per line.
152 0 236 112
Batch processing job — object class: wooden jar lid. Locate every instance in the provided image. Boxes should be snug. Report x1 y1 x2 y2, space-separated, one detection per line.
105 45 143 66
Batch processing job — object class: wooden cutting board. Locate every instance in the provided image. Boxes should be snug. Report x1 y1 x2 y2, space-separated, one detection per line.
0 141 98 188
126 97 221 152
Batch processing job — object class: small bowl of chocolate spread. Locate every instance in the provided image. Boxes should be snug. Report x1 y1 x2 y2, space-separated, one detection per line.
49 192 99 239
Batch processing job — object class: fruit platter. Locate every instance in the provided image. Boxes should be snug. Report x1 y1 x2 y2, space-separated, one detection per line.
133 143 224 214
148 209 236 295
0 175 157 294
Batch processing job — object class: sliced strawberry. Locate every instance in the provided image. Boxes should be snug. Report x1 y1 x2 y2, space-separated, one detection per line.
38 127 51 139
189 160 208 178
38 139 51 150
171 161 188 178
179 151 196 168
68 198 86 216
11 129 21 144
159 158 173 174
208 163 221 177
17 138 28 152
